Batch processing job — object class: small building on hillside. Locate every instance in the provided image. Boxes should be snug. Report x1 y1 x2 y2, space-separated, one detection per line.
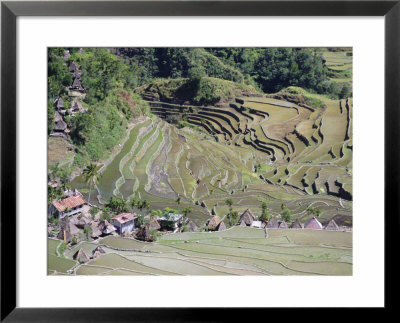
187 220 198 232
238 209 255 226
278 221 288 229
304 217 323 230
54 119 67 132
51 191 86 218
136 224 153 242
111 213 136 235
324 219 340 231
73 248 90 263
91 246 106 259
54 111 63 123
206 215 221 231
98 220 117 235
90 221 102 239
160 213 184 230
290 219 303 229
54 97 64 109
251 220 265 228
266 218 279 229
149 219 161 231
217 221 226 231
69 62 79 73
70 78 85 92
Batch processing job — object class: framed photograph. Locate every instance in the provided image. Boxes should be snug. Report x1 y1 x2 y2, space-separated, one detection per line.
1 0 397 320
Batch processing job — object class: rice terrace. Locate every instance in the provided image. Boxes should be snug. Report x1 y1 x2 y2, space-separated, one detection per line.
48 47 352 276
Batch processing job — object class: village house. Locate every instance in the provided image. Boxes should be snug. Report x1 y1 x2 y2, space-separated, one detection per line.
251 220 265 229
54 97 64 109
69 62 79 73
111 213 137 235
70 78 85 92
238 209 255 226
304 217 323 230
290 219 303 229
324 219 340 231
50 190 86 218
160 213 183 230
206 215 221 231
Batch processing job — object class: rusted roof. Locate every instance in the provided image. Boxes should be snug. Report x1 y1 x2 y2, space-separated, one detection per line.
53 195 86 212
112 213 136 224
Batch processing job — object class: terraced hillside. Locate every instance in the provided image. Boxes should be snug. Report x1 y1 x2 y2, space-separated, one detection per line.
53 227 352 276
81 85 352 226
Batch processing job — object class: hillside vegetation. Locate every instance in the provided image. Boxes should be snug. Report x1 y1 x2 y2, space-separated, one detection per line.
49 47 352 228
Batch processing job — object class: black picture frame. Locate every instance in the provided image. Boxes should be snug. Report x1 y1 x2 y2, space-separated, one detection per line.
1 0 397 321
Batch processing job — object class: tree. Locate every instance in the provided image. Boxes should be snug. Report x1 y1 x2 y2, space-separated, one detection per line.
83 163 99 205
182 206 193 222
106 197 128 213
136 214 144 228
138 199 150 210
129 197 138 210
225 198 234 223
229 211 239 226
150 209 163 219
260 201 270 222
83 224 92 240
307 206 321 217
281 208 292 223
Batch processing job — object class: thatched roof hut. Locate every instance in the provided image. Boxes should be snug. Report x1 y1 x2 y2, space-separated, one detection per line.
54 111 63 123
57 229 72 242
266 218 279 229
304 217 323 230
99 220 116 235
91 246 106 258
90 222 102 238
290 219 303 229
72 70 82 79
187 220 198 232
69 62 79 72
238 220 247 226
149 219 161 231
136 224 153 242
54 97 64 109
217 221 226 231
238 209 255 226
206 215 221 231
73 248 90 263
76 216 91 229
70 99 83 112
71 78 84 91
54 119 67 132
324 219 340 231
278 221 288 229
59 219 80 236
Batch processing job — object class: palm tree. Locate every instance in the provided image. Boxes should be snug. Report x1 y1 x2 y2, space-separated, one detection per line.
83 163 99 205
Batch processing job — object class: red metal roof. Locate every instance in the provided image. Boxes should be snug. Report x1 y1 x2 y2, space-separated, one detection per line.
112 213 137 224
53 195 86 212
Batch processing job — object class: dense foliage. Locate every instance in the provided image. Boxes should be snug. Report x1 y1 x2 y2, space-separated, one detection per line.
48 48 151 167
115 47 351 99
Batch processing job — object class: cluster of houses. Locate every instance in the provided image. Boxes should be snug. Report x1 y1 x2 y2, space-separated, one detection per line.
234 208 341 231
49 189 186 245
203 208 342 232
51 61 87 139
49 189 343 256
